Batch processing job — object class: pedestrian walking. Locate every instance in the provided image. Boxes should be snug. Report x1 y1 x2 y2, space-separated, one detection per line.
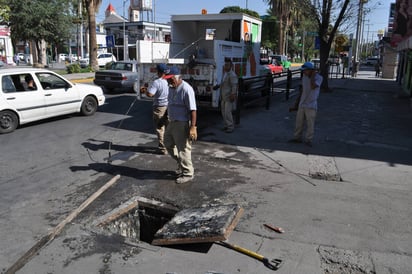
217 58 238 133
289 62 323 147
13 54 19 66
145 63 170 154
163 67 197 184
375 62 381 78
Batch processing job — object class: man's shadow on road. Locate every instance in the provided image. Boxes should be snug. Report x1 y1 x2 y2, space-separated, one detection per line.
72 139 175 181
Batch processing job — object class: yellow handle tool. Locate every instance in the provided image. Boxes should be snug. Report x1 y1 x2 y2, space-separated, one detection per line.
218 241 283 271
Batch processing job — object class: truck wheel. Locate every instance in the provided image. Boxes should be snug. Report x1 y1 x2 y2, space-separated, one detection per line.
80 96 98 116
0 110 18 134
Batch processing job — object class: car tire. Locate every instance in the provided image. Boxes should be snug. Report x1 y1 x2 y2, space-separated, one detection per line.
0 110 19 134
80 96 98 116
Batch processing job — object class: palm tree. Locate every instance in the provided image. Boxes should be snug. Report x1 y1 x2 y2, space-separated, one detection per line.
84 0 102 71
263 0 301 55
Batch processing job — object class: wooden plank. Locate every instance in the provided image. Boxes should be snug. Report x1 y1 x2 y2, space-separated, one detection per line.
5 174 121 274
152 204 243 246
95 196 179 227
96 200 139 227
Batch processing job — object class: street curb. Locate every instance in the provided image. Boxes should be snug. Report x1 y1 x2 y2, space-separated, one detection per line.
71 77 94 83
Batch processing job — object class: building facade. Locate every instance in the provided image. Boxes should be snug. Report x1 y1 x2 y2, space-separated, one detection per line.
100 3 171 61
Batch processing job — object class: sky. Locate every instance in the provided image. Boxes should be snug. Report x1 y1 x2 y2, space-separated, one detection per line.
96 0 392 40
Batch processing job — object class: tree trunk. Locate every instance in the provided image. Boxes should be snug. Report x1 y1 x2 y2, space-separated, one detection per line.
319 37 332 92
278 20 284 55
86 1 99 71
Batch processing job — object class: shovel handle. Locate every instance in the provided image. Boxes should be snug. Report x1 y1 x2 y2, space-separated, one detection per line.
228 243 265 261
218 241 282 271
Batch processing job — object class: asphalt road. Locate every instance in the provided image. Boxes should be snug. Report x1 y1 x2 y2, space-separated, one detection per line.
0 92 157 267
1 69 411 274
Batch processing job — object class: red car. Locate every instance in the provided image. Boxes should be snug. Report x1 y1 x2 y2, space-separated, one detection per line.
265 59 283 74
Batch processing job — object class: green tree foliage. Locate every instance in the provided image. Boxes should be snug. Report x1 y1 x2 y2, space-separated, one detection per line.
220 6 260 19
0 0 10 24
311 0 354 91
7 0 73 64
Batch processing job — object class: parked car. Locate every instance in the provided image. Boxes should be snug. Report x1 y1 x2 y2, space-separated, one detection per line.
328 55 341 65
365 57 379 66
65 54 78 63
0 68 105 133
17 53 25 61
270 55 291 70
79 57 89 68
97 53 116 67
94 61 138 93
58 53 68 62
311 58 320 69
262 59 283 75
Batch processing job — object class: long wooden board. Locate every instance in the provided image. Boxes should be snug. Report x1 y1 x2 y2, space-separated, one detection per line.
152 204 243 246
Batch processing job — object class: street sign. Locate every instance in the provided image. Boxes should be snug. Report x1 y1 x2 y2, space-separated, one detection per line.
306 31 317 36
106 35 115 48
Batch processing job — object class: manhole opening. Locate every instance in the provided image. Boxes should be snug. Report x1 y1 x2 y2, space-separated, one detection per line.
138 205 175 243
96 198 243 247
96 198 178 244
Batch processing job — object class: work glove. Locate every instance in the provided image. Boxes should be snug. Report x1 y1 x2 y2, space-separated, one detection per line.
189 126 197 141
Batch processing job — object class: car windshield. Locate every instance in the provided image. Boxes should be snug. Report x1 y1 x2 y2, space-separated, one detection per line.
111 62 133 71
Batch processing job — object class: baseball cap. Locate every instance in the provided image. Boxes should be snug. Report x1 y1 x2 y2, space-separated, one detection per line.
163 66 180 79
300 62 315 71
156 63 169 74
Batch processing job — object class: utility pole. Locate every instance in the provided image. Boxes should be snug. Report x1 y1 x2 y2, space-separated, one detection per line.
123 0 129 61
79 0 84 59
352 0 367 77
365 23 371 57
353 0 367 63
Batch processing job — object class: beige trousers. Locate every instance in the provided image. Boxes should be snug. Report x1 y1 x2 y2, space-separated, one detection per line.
220 100 234 130
294 107 317 142
152 106 168 150
164 121 194 176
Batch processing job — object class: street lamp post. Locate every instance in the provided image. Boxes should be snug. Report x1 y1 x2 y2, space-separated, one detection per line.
123 0 128 61
353 0 367 63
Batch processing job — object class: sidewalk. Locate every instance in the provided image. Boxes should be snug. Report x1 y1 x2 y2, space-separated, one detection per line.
11 68 412 274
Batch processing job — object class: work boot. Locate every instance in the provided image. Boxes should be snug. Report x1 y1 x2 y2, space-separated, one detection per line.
176 175 193 184
175 165 182 175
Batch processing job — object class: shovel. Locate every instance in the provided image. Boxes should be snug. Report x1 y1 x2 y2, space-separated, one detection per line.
218 241 283 271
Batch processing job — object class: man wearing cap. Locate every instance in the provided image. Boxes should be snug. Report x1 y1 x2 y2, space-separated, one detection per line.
289 61 323 147
163 66 197 184
145 63 170 154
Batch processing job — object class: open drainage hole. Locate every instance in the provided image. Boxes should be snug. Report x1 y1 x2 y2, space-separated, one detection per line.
101 204 177 244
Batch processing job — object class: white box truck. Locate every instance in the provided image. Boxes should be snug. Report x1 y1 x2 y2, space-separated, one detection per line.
137 12 268 109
